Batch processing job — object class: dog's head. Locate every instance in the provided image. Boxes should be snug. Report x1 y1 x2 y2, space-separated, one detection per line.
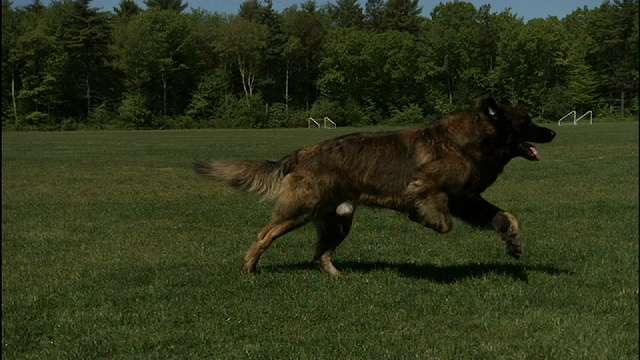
480 94 556 161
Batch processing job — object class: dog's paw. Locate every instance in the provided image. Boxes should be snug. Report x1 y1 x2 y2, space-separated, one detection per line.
503 212 522 259
241 262 257 274
492 212 522 259
506 241 522 260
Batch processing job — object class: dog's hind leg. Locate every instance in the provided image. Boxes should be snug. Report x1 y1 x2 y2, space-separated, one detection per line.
243 219 307 274
313 202 355 276
243 198 314 274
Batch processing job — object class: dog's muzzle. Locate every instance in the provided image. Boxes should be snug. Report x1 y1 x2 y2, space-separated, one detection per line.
519 126 556 161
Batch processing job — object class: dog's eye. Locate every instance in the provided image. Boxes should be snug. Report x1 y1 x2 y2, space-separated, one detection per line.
523 116 532 124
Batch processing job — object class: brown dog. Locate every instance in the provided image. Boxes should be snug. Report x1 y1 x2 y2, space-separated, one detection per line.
194 95 556 275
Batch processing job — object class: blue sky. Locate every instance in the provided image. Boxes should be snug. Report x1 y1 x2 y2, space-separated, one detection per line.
11 0 605 21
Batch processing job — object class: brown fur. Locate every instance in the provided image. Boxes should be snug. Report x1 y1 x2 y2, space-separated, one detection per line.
194 95 556 275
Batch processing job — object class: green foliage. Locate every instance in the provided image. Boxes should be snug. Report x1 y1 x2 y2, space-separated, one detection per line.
2 0 21 126
111 8 201 118
386 103 425 125
540 85 575 121
310 97 368 126
281 4 328 109
595 103 639 122
214 94 268 128
118 92 152 128
319 28 423 120
113 0 142 18
216 18 269 100
561 10 599 112
364 0 385 31
185 69 231 121
383 0 423 34
61 117 79 131
586 0 639 116
496 17 573 111
1 0 638 129
421 1 489 113
143 0 188 12
2 124 638 358
266 102 308 128
42 0 113 118
14 13 68 118
88 103 119 129
328 0 365 28
23 111 50 127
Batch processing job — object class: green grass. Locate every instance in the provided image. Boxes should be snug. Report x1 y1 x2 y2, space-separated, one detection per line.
2 123 639 359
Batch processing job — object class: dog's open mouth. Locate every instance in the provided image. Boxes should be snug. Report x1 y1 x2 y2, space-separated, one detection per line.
518 142 540 161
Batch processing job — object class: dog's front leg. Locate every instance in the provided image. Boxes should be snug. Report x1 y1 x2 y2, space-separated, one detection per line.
489 211 522 259
450 196 521 259
408 191 453 234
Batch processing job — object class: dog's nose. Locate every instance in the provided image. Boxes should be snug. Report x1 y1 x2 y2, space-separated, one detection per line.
549 130 556 139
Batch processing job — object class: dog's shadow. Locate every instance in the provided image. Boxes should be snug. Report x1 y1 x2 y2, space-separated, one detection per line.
265 261 572 283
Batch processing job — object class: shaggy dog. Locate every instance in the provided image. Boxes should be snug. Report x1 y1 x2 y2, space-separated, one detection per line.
194 95 556 275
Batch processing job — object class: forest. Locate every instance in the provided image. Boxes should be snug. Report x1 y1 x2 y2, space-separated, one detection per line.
2 0 638 130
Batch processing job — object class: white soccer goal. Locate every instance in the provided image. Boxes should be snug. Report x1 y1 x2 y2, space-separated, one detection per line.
558 110 592 126
308 117 337 129
324 117 336 129
558 111 576 126
575 110 593 125
308 117 321 128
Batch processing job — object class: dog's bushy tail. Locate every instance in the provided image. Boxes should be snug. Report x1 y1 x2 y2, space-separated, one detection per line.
193 155 296 201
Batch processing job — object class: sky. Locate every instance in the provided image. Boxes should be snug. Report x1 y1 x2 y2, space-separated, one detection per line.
10 0 606 21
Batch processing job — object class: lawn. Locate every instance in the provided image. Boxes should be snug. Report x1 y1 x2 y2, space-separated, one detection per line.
2 122 638 359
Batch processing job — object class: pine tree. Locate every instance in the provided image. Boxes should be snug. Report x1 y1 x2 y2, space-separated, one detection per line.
143 0 188 13
114 0 142 18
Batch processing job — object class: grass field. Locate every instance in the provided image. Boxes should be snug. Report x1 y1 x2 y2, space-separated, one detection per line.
2 122 639 359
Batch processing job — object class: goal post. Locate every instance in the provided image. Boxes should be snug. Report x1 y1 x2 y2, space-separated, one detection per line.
308 117 321 128
558 111 576 126
558 110 593 125
575 111 593 125
324 117 336 129
308 116 337 128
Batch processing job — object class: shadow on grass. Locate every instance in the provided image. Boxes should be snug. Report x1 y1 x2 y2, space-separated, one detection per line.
263 261 573 283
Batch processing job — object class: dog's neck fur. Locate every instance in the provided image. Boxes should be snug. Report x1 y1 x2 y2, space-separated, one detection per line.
442 112 503 149
436 111 516 180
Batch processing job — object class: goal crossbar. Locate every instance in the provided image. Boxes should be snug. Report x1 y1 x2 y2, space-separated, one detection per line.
308 117 321 128
575 111 593 125
558 110 593 125
308 117 337 128
558 111 576 126
323 117 336 129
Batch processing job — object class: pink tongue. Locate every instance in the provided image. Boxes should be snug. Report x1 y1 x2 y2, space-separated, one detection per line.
530 145 540 160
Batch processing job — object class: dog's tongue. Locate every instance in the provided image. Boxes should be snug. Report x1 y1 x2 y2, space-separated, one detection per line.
519 142 541 161
526 143 540 160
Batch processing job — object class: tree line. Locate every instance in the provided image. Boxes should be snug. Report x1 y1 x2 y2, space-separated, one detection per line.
2 0 638 130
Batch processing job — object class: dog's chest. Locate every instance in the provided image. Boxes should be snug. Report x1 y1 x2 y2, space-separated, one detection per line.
463 162 505 194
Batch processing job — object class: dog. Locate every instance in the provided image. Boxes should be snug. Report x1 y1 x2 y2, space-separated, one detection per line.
194 95 556 275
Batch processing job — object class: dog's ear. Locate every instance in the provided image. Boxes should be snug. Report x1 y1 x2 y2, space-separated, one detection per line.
479 94 502 120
